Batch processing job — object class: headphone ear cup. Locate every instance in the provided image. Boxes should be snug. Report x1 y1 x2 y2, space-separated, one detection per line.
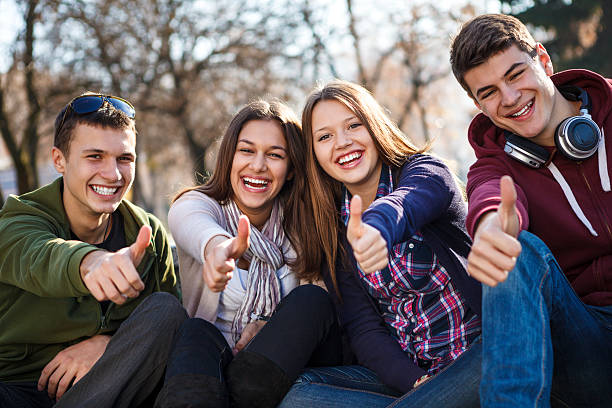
554 115 601 161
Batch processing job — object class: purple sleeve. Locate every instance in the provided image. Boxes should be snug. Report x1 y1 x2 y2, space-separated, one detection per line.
361 155 454 249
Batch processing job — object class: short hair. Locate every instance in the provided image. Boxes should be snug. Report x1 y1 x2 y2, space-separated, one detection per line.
450 14 537 97
53 92 136 155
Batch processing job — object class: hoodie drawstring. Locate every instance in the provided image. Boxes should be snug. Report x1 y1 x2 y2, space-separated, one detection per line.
598 128 610 192
546 126 608 237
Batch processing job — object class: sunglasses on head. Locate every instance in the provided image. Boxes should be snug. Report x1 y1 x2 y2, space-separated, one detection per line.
57 94 136 133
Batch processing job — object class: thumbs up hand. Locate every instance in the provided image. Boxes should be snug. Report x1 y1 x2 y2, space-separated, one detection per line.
202 215 251 292
467 176 522 287
80 225 150 304
346 195 388 275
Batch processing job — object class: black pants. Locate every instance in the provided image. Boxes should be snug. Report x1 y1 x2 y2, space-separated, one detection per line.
157 284 343 407
0 292 187 408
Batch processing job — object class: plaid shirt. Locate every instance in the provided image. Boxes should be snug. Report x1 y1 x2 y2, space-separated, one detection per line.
341 165 481 375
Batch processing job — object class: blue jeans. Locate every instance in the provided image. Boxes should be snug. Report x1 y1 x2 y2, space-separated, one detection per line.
279 337 482 408
480 231 612 407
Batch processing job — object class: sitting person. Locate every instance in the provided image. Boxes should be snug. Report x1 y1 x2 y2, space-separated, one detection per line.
450 13 612 407
157 99 343 408
0 93 186 408
280 80 483 408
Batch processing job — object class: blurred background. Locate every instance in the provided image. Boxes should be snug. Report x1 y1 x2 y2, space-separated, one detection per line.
0 0 609 225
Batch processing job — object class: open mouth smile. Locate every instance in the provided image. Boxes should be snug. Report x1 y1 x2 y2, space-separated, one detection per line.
242 176 270 191
508 100 534 118
337 151 363 167
90 185 120 196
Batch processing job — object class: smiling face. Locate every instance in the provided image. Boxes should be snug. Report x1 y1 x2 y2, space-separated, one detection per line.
311 99 382 198
464 44 572 146
230 119 290 227
52 123 136 228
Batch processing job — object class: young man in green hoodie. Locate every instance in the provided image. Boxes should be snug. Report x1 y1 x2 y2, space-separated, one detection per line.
0 94 186 408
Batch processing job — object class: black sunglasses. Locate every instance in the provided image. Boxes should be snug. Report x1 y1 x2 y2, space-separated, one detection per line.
57 94 136 133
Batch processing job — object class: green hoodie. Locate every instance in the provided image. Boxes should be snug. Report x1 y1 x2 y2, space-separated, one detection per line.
0 177 179 382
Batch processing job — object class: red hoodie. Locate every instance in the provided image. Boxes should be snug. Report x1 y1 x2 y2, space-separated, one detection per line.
466 69 612 306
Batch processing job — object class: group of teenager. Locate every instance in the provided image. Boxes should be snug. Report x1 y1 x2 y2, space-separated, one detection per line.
0 13 610 408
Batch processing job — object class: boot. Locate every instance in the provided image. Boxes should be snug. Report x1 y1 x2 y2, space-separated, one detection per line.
226 351 293 408
154 374 229 408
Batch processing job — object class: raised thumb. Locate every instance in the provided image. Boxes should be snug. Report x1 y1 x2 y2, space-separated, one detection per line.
498 175 518 236
348 195 364 239
229 215 250 260
130 225 152 266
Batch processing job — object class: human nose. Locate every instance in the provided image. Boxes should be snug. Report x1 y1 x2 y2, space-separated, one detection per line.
335 129 353 149
249 152 267 172
500 84 521 107
100 159 122 181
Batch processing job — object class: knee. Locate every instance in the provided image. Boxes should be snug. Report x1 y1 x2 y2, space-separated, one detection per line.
282 284 334 319
484 231 556 297
139 292 188 332
176 318 228 350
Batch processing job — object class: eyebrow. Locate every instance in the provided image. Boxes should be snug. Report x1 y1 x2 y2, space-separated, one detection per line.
475 62 525 98
237 139 287 151
314 115 357 133
82 148 135 157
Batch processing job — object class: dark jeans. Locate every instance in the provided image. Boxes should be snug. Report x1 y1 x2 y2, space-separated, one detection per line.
279 337 482 408
480 231 612 407
158 284 343 406
0 292 187 408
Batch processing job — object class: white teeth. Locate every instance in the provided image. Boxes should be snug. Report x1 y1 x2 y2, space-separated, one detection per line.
338 152 362 164
91 185 118 195
511 101 533 117
243 177 268 185
243 177 269 190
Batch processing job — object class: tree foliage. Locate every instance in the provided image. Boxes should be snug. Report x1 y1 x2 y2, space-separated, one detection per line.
502 0 612 76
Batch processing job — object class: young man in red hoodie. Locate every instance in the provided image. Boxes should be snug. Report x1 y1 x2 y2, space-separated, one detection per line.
450 14 612 407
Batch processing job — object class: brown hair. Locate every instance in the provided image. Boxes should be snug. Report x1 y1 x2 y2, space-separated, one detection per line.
54 92 136 155
175 99 320 281
450 14 537 97
301 80 426 294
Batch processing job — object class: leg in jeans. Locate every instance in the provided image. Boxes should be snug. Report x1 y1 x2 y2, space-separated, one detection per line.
227 284 343 408
480 231 612 408
154 317 234 408
56 292 187 408
0 382 55 408
279 365 397 408
279 337 482 408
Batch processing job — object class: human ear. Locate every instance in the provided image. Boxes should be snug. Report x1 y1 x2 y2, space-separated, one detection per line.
536 43 554 76
51 147 67 174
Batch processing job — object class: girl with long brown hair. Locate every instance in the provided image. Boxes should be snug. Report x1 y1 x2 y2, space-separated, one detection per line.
279 81 483 407
156 99 343 408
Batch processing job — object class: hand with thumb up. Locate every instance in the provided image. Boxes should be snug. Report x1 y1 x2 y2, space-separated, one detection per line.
347 195 389 274
202 215 251 292
467 176 522 287
80 225 151 304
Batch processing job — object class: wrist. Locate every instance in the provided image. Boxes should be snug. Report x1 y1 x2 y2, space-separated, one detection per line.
79 250 105 280
204 235 230 259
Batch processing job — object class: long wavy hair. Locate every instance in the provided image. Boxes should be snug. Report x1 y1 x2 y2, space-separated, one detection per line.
301 80 427 294
175 99 320 280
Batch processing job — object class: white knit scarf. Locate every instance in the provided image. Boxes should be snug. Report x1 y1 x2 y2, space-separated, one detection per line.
221 199 285 343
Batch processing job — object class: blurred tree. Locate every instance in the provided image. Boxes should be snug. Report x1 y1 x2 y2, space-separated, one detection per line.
0 0 43 194
49 0 307 211
501 0 611 76
343 0 475 143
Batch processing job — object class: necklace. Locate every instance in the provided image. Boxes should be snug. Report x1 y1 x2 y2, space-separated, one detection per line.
100 214 112 243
